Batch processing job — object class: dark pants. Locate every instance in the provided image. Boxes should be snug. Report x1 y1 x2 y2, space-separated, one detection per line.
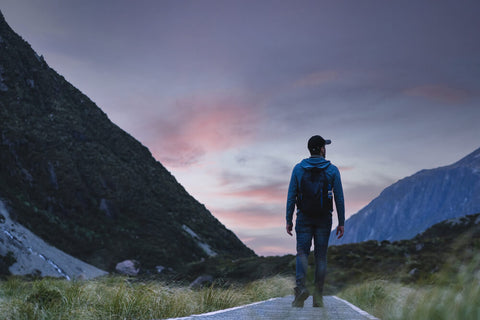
295 214 332 294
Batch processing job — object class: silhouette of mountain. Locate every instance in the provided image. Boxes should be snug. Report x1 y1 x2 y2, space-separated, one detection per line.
0 10 254 273
330 147 480 245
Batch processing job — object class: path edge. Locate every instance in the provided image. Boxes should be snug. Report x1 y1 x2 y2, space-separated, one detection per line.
162 297 282 320
332 295 380 320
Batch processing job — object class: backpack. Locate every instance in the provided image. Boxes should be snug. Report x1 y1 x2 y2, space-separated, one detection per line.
297 166 333 216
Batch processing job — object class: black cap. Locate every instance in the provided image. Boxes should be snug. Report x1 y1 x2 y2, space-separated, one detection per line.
308 135 331 153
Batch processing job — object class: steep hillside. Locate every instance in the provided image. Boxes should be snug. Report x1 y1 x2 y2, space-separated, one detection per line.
0 10 254 272
330 147 480 245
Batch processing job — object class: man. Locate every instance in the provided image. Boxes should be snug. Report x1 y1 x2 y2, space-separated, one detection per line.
286 135 345 308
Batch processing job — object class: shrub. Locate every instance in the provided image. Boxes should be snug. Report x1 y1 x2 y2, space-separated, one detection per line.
338 280 412 320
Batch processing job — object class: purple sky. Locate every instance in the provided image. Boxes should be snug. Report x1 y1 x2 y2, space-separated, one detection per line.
2 0 479 256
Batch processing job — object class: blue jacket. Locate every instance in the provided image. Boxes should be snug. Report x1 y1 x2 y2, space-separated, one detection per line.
286 156 345 226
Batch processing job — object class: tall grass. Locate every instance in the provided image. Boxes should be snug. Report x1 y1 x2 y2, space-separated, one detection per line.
338 280 414 320
338 255 480 320
401 255 480 320
0 275 293 320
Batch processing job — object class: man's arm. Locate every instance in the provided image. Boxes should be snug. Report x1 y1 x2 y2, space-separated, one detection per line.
336 226 344 239
286 166 298 235
286 224 293 236
332 166 345 227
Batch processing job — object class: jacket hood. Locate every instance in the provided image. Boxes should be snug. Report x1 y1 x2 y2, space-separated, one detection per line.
300 157 331 170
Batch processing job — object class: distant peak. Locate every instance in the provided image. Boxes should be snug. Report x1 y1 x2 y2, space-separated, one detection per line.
452 147 480 168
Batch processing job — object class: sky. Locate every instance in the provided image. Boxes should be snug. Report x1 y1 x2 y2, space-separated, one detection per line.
1 0 479 256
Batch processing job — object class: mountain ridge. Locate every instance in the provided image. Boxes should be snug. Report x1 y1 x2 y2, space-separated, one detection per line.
0 10 254 273
330 147 480 245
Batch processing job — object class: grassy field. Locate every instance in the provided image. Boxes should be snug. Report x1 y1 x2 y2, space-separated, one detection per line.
0 275 292 320
338 255 480 320
1 260 479 320
2 214 479 319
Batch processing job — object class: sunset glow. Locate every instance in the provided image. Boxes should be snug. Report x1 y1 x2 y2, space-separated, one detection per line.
3 0 479 256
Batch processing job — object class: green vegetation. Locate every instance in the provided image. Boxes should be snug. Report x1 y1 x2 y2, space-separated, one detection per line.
172 213 480 319
338 255 480 320
178 254 295 283
0 251 16 275
335 214 480 319
338 280 411 319
325 213 480 293
0 275 292 320
0 213 478 319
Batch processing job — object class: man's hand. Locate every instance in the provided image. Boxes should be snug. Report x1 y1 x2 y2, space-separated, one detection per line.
286 224 293 236
336 226 344 239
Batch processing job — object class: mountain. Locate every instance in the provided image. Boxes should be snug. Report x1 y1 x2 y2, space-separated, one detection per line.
0 10 254 274
330 147 480 245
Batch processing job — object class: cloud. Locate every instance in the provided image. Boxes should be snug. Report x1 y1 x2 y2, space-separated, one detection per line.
214 156 293 203
404 84 472 104
221 182 287 203
338 166 354 172
144 95 259 167
214 206 283 229
236 230 294 256
293 70 340 88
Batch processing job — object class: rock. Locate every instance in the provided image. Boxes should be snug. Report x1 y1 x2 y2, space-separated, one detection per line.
189 275 213 289
75 273 86 281
115 260 140 276
99 198 116 218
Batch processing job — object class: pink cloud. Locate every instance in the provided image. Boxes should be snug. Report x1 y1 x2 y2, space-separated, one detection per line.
214 207 283 229
404 84 471 104
145 95 259 167
338 166 354 171
221 183 287 203
237 233 294 256
294 70 340 88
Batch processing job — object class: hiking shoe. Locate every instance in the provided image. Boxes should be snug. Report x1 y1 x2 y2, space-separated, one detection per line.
313 295 324 308
292 287 309 308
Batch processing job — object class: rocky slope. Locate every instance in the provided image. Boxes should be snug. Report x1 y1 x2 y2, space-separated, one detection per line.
0 10 254 273
0 200 108 279
330 147 480 245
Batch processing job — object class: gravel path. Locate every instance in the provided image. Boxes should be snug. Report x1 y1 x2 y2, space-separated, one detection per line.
163 295 380 320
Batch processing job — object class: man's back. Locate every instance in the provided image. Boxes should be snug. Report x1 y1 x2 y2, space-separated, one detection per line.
286 156 345 227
